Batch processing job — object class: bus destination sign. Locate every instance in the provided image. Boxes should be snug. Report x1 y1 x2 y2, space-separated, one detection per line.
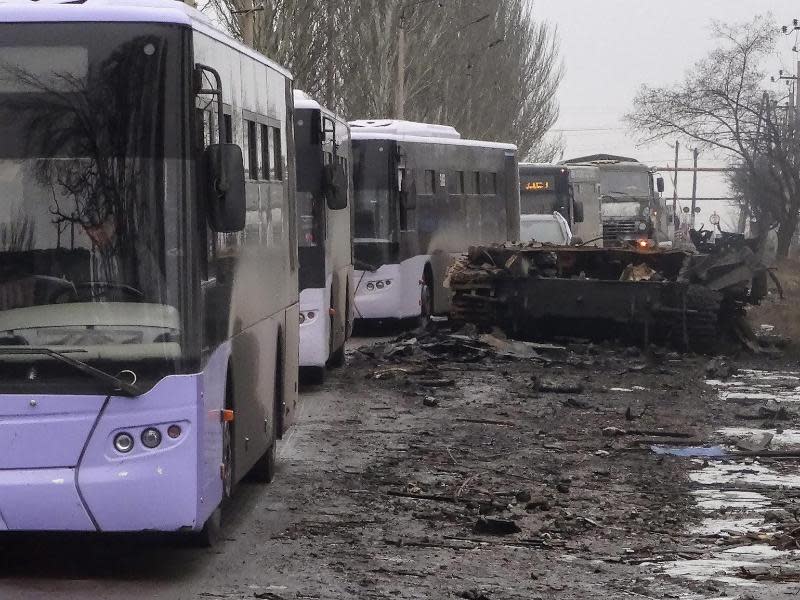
521 176 555 193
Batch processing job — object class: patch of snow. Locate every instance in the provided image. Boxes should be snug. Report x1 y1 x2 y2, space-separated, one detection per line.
690 462 800 488
691 518 765 536
717 427 800 450
690 489 770 511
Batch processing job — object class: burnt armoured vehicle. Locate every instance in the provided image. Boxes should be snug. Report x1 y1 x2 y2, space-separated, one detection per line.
448 233 769 352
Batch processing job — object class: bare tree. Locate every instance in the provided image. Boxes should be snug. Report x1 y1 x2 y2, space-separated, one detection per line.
627 16 800 257
207 0 563 160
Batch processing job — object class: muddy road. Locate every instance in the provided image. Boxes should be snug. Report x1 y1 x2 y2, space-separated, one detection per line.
1 327 799 599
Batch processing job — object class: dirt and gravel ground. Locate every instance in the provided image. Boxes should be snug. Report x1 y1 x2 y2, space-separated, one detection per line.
1 318 799 599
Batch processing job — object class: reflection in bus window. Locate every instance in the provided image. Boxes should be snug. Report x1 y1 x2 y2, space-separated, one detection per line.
0 23 185 391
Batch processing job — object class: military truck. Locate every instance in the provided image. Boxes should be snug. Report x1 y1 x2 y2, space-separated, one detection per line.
562 155 668 246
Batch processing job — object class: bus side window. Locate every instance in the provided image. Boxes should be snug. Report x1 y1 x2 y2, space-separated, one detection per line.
470 171 480 195
422 169 435 195
453 171 465 194
245 120 258 180
272 126 283 180
223 114 233 144
486 172 497 195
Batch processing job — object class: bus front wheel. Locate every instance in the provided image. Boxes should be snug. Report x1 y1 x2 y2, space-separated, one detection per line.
251 442 276 483
419 271 433 325
192 507 221 547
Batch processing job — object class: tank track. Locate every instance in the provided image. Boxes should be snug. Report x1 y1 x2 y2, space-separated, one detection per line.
668 284 722 353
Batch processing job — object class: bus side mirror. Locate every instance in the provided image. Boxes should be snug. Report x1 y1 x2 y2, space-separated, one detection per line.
323 163 348 210
573 200 584 223
656 176 665 193
204 144 246 232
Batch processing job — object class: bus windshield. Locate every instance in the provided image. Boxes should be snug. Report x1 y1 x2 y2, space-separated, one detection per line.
352 141 394 242
0 23 186 391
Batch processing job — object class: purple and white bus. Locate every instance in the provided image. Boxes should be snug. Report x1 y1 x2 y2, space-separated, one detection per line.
0 0 299 544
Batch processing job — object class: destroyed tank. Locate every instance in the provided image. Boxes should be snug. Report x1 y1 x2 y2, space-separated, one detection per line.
447 232 770 353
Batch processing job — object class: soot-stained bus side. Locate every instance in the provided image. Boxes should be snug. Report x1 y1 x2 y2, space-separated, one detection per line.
293 90 353 382
350 120 520 321
0 0 298 543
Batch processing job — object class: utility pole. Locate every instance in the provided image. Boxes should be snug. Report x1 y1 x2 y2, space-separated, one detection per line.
672 141 679 232
326 0 335 106
395 9 407 120
690 148 699 229
232 0 256 47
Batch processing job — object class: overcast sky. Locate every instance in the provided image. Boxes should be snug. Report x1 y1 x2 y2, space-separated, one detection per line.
531 1 799 228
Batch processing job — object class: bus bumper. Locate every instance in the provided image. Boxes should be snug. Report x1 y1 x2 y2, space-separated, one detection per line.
0 364 227 533
353 261 423 320
299 287 330 367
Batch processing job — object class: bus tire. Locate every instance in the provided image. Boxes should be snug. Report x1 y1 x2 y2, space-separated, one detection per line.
328 343 345 368
327 290 346 368
192 507 221 548
252 340 281 483
419 267 433 326
250 442 276 483
222 379 235 499
301 366 325 385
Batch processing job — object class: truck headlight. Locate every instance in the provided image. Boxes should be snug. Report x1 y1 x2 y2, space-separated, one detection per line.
637 222 648 232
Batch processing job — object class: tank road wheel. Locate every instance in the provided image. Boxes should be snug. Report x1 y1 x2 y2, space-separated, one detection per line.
670 285 722 354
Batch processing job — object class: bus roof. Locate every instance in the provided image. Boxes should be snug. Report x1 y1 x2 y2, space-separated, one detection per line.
293 90 322 111
519 163 568 174
0 0 293 79
350 119 517 152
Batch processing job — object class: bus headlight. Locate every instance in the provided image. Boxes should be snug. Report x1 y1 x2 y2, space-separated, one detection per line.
141 428 162 449
375 281 385 289
366 282 375 291
114 432 134 453
299 311 317 324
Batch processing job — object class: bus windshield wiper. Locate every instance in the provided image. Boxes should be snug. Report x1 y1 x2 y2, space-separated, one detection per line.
0 346 142 397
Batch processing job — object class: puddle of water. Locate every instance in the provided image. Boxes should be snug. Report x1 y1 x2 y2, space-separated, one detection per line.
652 445 726 458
